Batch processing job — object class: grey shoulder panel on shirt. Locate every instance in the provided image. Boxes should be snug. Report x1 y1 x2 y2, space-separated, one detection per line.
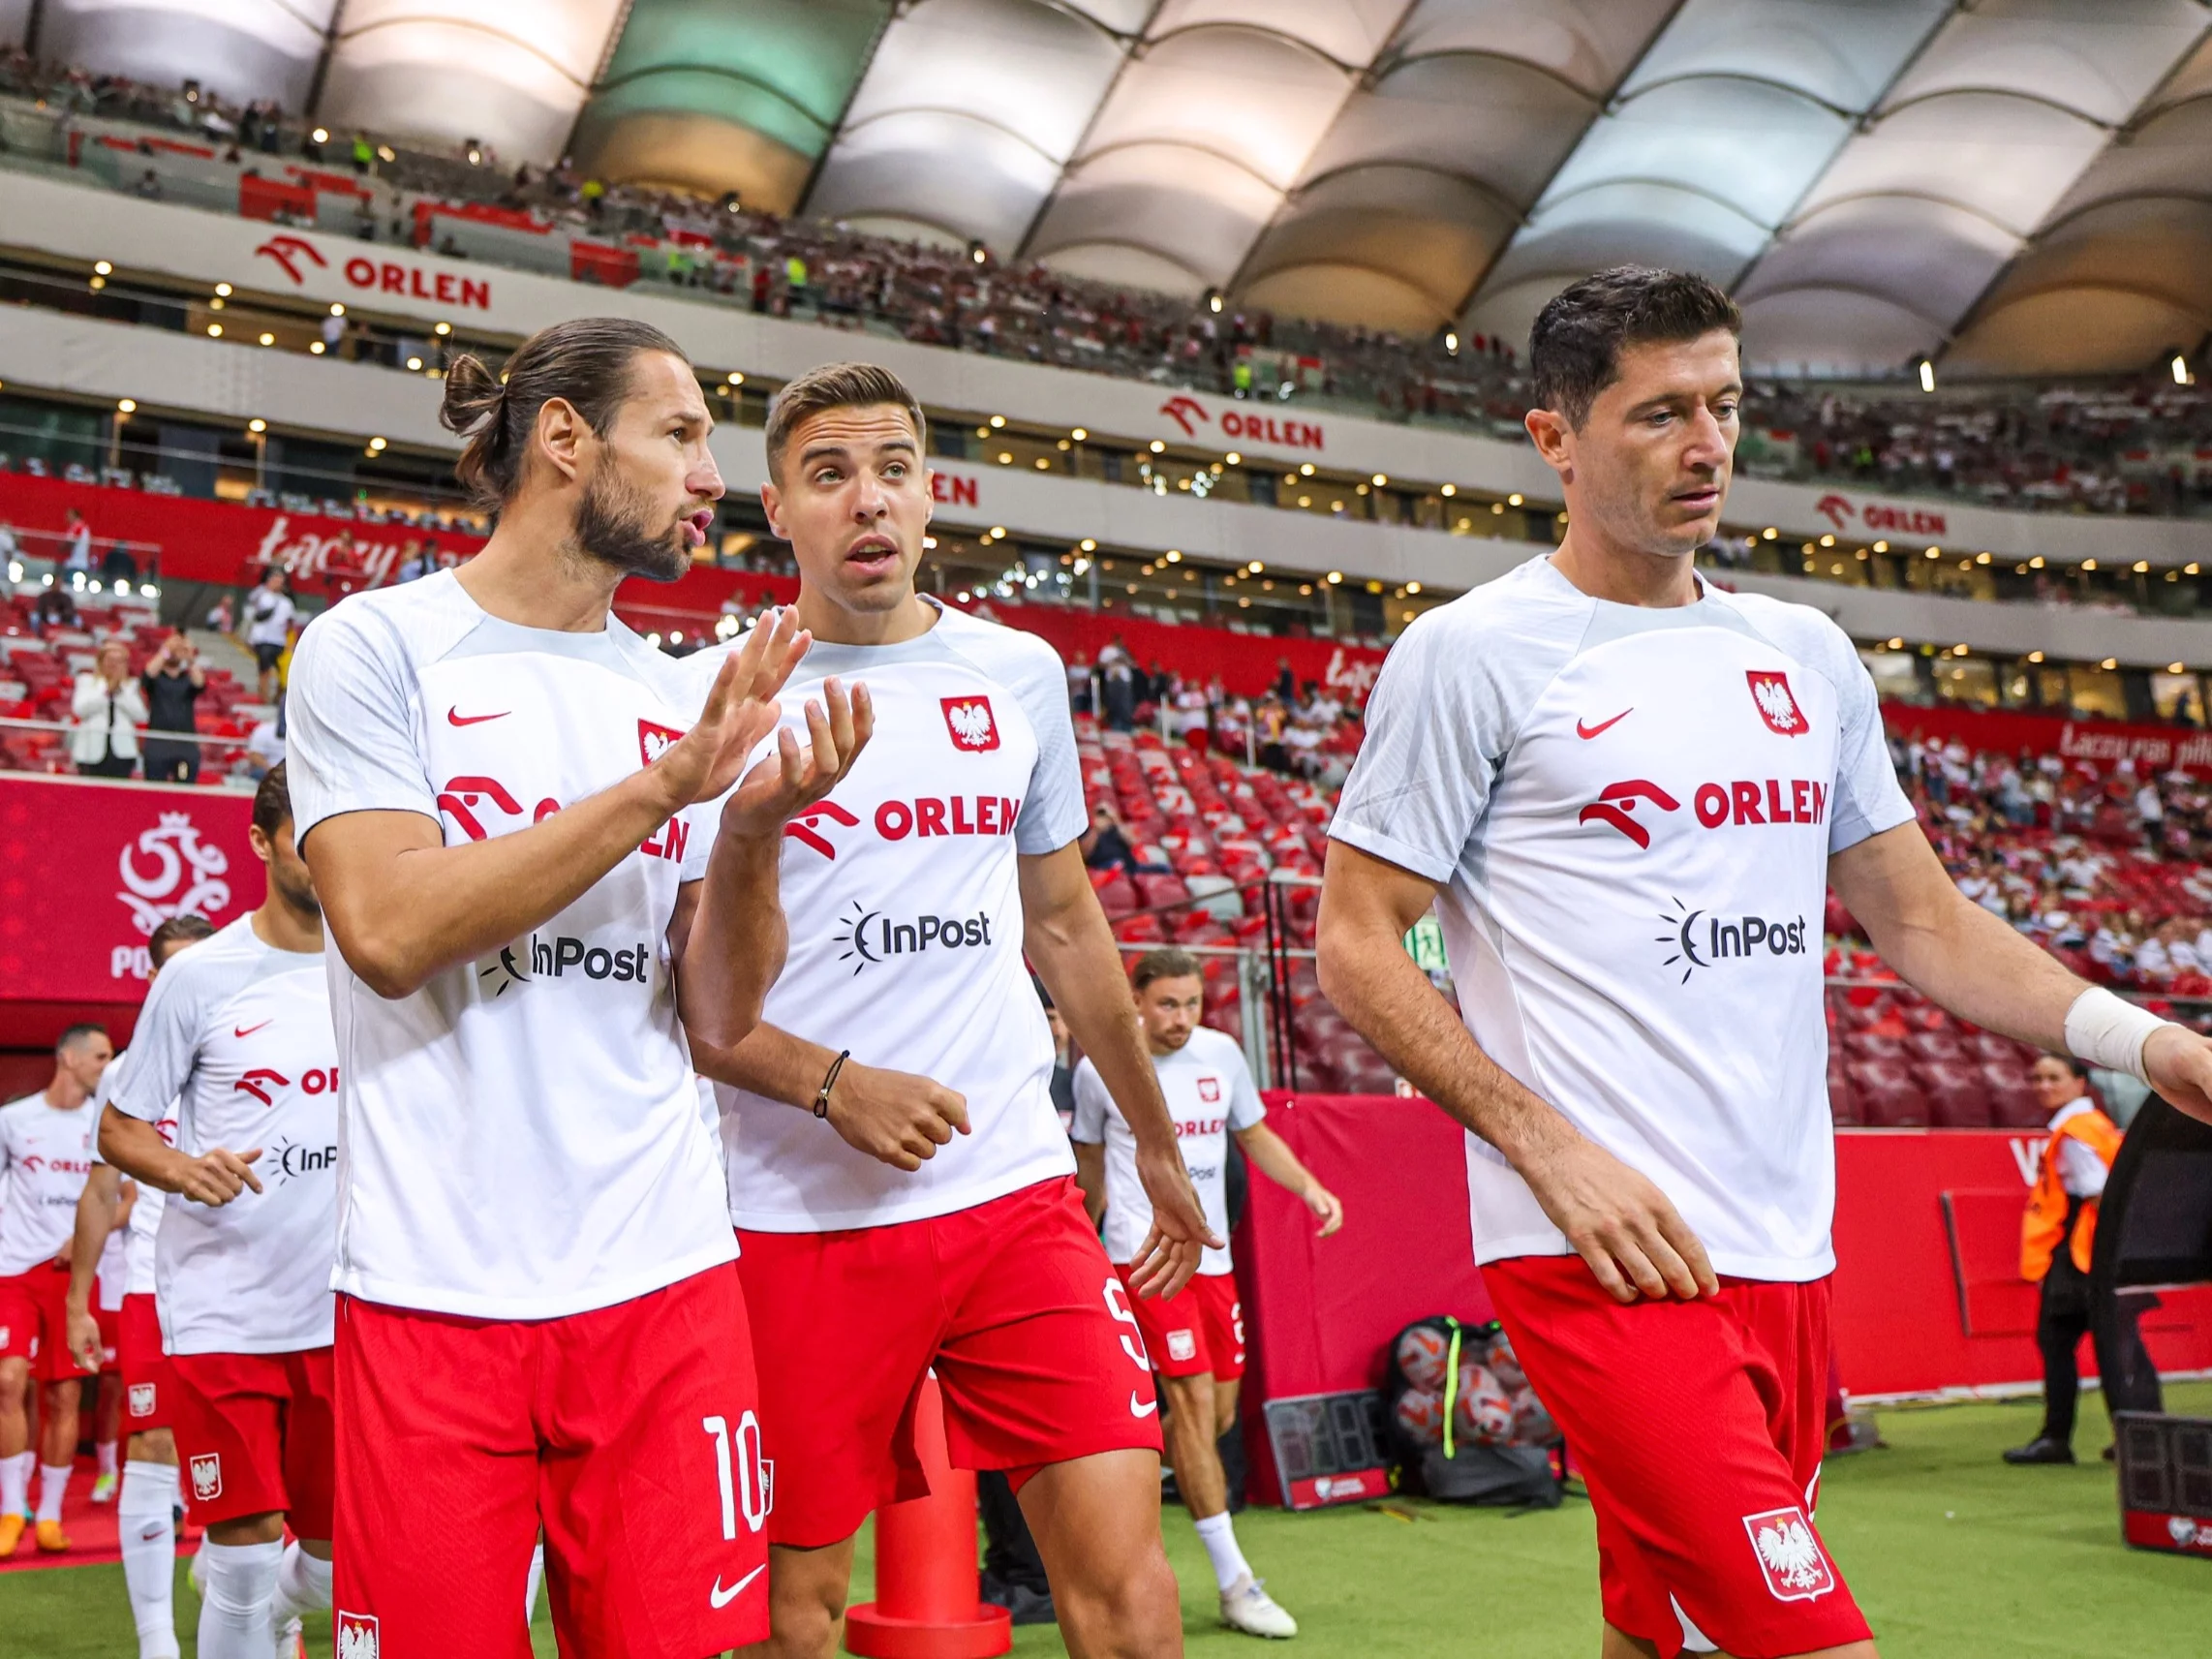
1704 588 1861 689
932 608 1072 731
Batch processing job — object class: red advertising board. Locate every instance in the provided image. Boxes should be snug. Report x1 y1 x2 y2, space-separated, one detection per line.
0 775 261 1042
1884 700 2212 777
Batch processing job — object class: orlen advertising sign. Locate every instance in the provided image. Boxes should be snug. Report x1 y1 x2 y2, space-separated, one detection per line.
1157 394 1325 454
1811 490 1947 540
0 777 259 1004
254 231 493 312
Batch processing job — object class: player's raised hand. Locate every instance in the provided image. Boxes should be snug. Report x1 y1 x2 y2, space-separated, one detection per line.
2144 1024 2212 1126
176 1147 263 1208
1521 1133 1716 1304
1125 1144 1224 1300
720 674 876 840
654 607 813 809
825 1060 969 1171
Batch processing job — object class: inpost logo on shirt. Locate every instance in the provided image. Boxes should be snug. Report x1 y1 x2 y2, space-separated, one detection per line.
268 1138 338 1184
477 934 655 996
1654 898 1809 985
832 899 994 975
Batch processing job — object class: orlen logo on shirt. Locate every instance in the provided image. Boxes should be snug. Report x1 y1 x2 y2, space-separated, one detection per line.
1176 1117 1226 1138
832 900 992 973
232 1068 339 1106
438 775 690 865
783 795 1023 860
1580 779 1829 847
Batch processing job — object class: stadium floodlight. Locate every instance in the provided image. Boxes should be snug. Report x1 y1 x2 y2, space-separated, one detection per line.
311 127 329 144
1443 329 1459 355
2170 662 2187 675
93 260 111 276
1224 451 1240 465
206 324 222 337
116 397 136 414
1510 493 1525 507
2103 658 2118 670
330 302 346 317
2175 354 2192 385
1149 439 1165 453
1207 290 1224 314
214 283 231 297
1164 550 1181 563
466 139 484 166
1079 538 1096 551
1440 483 1456 496
1918 356 1936 392
434 322 452 336
259 332 275 346
248 418 266 434
1070 427 1088 441
968 240 989 265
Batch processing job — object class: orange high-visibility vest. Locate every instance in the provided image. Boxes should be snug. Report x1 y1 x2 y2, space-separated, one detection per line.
2020 1105 2124 1281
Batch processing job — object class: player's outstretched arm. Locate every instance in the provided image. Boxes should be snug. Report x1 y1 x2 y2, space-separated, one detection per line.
1830 819 2212 1124
1232 1122 1343 1237
98 1105 263 1209
1020 842 1223 1298
1318 841 1718 1303
675 672 873 1049
63 1163 123 1373
305 612 809 1000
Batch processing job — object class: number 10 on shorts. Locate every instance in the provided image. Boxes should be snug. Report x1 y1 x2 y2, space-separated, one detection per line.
703 1412 772 1538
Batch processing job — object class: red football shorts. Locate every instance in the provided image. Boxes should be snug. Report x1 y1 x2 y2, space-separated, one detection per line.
0 1261 84 1382
117 1294 174 1432
737 1176 1164 1549
94 1299 121 1375
1483 1256 1871 1659
332 1264 769 1658
1115 1265 1244 1382
169 1346 335 1536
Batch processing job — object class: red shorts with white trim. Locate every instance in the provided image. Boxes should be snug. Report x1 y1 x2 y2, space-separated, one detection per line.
332 1264 769 1658
170 1346 335 1536
0 1261 83 1382
94 1297 121 1375
1115 1265 1244 1382
736 1176 1164 1549
117 1294 174 1431
1483 1257 1871 1659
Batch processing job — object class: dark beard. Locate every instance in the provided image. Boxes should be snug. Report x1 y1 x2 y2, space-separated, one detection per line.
572 466 691 584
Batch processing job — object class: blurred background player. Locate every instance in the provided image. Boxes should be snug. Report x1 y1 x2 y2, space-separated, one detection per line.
0 1020 112 1555
287 319 866 1655
1320 266 2212 1659
686 361 1217 1659
102 765 336 1659
66 910 215 1659
1072 946 1343 1641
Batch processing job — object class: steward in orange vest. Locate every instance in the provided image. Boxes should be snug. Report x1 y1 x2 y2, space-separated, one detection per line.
2020 1099 2123 1282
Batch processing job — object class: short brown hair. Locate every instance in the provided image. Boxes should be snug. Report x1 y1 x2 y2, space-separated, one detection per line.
252 761 292 839
765 361 926 484
1132 947 1203 991
441 317 689 507
149 911 215 967
1530 266 1741 430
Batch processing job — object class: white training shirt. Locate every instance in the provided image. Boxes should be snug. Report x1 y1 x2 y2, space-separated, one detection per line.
1331 557 1915 1280
0 1091 97 1277
89 1054 135 1309
96 1052 172 1301
1070 1026 1265 1275
245 587 296 648
286 570 734 1319
112 916 338 1355
685 600 1088 1231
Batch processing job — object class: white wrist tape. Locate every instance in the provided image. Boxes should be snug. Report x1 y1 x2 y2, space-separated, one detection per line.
2063 987 2169 1085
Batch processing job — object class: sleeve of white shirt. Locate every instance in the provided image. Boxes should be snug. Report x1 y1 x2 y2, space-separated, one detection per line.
2055 1135 2110 1200
1068 1058 1111 1145
285 604 438 845
1224 1045 1266 1131
1818 623 1916 855
1011 643 1088 856
112 962 203 1125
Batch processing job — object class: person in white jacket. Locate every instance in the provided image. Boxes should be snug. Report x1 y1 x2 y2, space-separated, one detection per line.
72 640 146 779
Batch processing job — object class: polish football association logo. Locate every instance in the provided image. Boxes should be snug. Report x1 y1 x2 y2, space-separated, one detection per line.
189 1453 223 1502
941 696 1000 753
638 719 687 766
1742 1506 1835 1601
128 1382 157 1418
1746 670 1808 736
1198 1078 1221 1104
337 1612 381 1658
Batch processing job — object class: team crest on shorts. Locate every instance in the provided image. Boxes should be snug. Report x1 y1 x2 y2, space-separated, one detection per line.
1166 1329 1198 1363
1742 1506 1834 1601
940 695 1000 753
1746 671 1808 736
189 1453 222 1502
638 719 687 766
336 1612 381 1658
128 1382 157 1418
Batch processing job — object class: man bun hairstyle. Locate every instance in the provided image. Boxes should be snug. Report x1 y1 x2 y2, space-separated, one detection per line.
1132 946 1203 991
440 316 689 507
1529 266 1741 431
252 760 293 839
765 361 927 484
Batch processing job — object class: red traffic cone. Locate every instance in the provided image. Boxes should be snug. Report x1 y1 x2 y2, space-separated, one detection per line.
845 1374 1013 1658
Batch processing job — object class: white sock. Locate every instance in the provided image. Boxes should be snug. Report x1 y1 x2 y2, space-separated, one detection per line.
526 1539 545 1621
0 1450 31 1519
269 1541 332 1625
98 1440 120 1478
197 1538 283 1659
1192 1510 1253 1593
35 1461 71 1523
118 1461 181 1659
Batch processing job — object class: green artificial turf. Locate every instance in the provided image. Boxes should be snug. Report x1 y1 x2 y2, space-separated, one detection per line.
5 1382 2206 1657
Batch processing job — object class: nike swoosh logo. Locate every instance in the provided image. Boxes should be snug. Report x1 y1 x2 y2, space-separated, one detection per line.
446 708 509 726
710 1563 765 1609
1576 709 1632 740
232 1021 272 1038
1130 1391 1159 1419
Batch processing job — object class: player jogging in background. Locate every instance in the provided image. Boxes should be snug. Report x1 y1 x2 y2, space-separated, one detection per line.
66 911 215 1659
99 766 337 1659
287 318 868 1657
685 361 1217 1659
0 1020 112 1555
1317 265 2212 1659
1071 947 1342 1641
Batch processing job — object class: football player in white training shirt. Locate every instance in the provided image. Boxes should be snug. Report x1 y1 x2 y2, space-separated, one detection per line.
287 319 867 1657
1072 948 1341 1641
0 1020 110 1555
683 362 1215 1659
66 911 215 1659
1320 267 2212 1659
102 767 338 1659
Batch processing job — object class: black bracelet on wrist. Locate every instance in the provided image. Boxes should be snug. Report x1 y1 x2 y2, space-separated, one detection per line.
814 1050 850 1120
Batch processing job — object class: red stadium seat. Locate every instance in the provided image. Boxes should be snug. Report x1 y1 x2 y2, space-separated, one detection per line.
1919 1061 1991 1128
